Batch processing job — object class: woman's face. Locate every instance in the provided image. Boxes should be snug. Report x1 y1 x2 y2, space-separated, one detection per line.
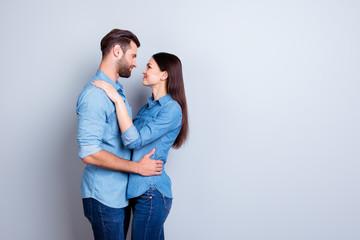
142 58 165 87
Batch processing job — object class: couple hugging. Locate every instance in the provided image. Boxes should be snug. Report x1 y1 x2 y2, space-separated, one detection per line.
77 29 188 240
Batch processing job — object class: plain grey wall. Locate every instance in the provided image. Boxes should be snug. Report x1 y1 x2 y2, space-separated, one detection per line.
1 0 359 239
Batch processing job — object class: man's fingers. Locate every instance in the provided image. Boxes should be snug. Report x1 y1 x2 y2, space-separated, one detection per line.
154 160 162 175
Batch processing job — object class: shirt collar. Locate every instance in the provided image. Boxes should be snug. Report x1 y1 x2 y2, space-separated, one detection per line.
147 94 172 106
95 69 123 92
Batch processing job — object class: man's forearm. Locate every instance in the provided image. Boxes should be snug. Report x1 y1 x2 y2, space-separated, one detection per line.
82 150 139 174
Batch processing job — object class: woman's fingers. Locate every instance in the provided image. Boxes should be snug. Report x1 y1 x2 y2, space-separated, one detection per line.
92 81 114 94
92 80 110 87
92 80 110 90
91 80 122 103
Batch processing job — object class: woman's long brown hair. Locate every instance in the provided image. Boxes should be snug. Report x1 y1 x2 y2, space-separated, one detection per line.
153 52 189 149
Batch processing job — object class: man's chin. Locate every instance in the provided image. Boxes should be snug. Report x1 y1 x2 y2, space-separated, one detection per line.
119 72 131 78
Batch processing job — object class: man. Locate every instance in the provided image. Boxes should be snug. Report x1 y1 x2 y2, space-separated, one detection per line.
76 29 163 240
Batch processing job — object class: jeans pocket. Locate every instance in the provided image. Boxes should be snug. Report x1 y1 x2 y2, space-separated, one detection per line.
139 188 153 199
162 195 172 213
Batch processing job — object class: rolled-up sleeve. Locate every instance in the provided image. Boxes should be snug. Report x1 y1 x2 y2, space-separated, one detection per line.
121 103 182 149
77 88 107 159
121 125 140 147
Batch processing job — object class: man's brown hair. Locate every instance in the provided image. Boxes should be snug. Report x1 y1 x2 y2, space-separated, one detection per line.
100 29 140 58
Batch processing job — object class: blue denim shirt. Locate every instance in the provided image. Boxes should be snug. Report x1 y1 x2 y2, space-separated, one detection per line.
122 94 182 199
77 69 132 208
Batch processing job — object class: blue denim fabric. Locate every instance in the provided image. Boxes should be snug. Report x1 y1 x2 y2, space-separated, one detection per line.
77 69 132 208
121 95 182 199
130 188 172 240
83 198 131 240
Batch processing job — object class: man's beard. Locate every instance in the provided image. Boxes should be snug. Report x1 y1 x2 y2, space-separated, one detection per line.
117 56 131 78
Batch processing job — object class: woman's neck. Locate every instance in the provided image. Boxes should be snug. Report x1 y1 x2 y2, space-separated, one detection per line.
152 84 167 100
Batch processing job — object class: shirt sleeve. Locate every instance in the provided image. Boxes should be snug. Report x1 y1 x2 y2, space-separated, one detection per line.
77 88 107 159
121 102 182 149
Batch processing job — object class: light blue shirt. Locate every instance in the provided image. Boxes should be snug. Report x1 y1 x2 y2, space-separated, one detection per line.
122 94 182 199
77 69 132 208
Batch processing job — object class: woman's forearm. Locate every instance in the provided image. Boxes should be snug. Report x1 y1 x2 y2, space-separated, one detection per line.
114 99 134 133
90 80 135 132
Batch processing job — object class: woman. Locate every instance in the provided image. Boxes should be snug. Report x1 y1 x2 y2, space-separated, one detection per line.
92 52 188 240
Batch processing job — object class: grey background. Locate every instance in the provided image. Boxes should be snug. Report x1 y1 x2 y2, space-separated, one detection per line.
1 0 359 239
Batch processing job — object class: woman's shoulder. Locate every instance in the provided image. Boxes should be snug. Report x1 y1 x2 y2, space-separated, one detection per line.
161 98 182 117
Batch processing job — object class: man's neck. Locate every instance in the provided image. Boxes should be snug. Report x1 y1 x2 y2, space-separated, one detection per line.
99 61 119 83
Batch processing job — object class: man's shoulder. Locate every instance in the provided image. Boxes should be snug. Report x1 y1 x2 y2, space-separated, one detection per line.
78 80 106 100
76 80 110 112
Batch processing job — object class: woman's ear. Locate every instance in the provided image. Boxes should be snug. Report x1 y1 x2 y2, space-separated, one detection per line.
161 71 168 81
112 44 123 58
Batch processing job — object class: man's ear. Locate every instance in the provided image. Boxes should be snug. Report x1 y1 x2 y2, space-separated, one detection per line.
161 71 168 80
112 44 123 58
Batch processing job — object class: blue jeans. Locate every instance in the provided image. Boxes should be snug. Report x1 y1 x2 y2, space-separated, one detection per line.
82 198 131 240
130 187 172 240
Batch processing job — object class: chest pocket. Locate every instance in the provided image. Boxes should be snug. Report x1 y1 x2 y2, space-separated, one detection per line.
106 112 119 133
134 107 161 127
135 116 154 129
143 115 155 124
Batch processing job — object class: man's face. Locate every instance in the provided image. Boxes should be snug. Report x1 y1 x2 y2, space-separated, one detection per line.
117 41 138 78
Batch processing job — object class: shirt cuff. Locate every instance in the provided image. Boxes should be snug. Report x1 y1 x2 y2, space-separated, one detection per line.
121 125 139 147
78 145 102 159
